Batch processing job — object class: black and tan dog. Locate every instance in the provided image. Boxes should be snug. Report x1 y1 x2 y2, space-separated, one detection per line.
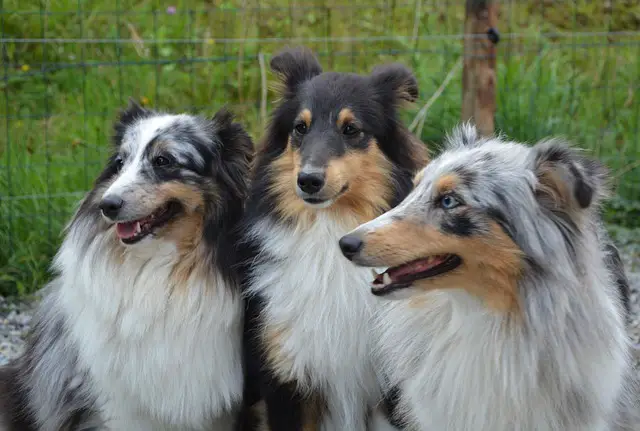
235 47 427 430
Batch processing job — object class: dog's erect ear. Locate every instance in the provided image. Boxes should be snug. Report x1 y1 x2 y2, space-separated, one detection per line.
270 47 322 96
370 63 419 104
213 108 254 201
113 98 152 146
530 139 608 213
118 98 151 127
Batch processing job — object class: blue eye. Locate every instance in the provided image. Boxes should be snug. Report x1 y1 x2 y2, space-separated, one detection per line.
440 194 460 209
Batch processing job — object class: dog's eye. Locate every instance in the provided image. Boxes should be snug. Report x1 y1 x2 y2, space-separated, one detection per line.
294 123 308 135
343 124 359 136
153 156 172 167
115 157 124 172
439 194 461 210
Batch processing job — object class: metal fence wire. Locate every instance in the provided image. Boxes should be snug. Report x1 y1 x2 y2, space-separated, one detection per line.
1 0 640 291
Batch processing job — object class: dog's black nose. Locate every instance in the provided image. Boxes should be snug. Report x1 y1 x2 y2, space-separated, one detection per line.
99 195 124 219
297 171 325 195
339 235 363 260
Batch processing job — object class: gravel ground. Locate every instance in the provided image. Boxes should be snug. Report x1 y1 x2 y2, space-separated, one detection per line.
2 247 640 368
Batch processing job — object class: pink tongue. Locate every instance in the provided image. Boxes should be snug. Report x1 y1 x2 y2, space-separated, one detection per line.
390 256 445 279
116 222 138 239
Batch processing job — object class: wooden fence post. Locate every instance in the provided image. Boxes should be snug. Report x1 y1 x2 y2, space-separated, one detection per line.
462 0 499 137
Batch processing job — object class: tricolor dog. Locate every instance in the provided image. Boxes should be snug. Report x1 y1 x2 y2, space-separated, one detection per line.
236 47 427 430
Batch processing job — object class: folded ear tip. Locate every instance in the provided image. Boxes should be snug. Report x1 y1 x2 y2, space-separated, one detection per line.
532 139 608 211
269 46 323 93
371 63 419 103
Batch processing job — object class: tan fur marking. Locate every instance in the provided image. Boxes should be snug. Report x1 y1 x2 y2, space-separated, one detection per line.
413 168 426 187
269 139 394 227
328 141 394 223
152 182 216 288
301 395 326 431
269 141 316 227
336 108 355 129
262 324 327 426
250 401 271 431
435 174 459 194
166 217 211 288
97 178 216 288
299 109 312 127
363 219 523 312
158 182 208 213
302 420 318 431
263 323 296 381
158 183 207 255
536 164 575 211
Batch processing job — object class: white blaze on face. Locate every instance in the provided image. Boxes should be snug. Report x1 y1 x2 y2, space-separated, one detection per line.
102 115 177 200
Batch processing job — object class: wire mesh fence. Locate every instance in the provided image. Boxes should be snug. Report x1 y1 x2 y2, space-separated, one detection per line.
1 0 640 291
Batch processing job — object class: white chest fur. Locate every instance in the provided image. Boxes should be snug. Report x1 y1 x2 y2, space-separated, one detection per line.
248 215 385 428
375 287 628 431
54 233 243 430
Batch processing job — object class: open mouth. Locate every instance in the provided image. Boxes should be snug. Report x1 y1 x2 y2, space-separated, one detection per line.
370 254 462 296
302 184 349 207
114 201 182 245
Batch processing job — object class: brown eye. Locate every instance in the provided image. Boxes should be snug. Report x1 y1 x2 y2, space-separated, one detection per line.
294 123 308 135
153 156 172 167
343 124 359 136
115 157 124 172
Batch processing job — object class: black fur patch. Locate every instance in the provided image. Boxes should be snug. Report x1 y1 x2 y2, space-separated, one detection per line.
113 98 153 147
200 110 254 286
270 47 323 97
381 385 405 429
567 162 593 209
442 214 476 237
486 207 516 241
369 63 419 103
0 365 39 431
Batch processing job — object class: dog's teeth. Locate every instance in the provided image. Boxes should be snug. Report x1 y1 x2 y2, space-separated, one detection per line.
371 269 379 278
383 272 392 285
134 222 141 234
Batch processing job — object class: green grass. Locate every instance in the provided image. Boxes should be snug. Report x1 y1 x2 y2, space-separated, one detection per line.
1 0 640 294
